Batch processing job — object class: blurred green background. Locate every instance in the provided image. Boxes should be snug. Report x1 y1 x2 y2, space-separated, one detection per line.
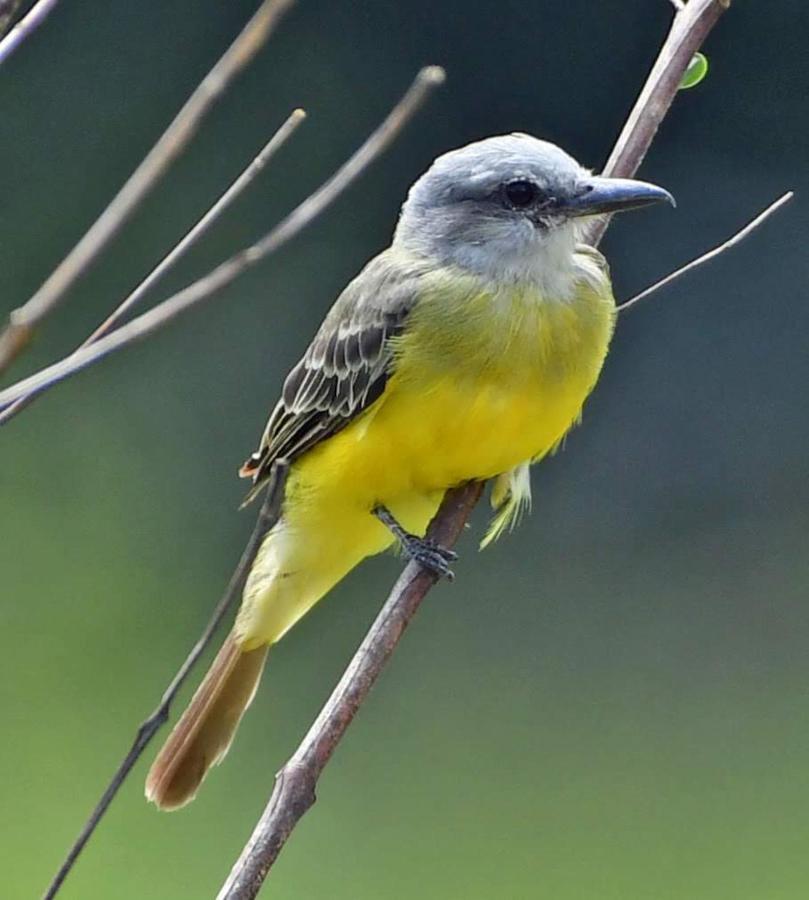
2 1 809 897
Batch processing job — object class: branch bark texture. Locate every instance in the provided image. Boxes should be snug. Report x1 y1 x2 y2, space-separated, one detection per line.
216 2 731 898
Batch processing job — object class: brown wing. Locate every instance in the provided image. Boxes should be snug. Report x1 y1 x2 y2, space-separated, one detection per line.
239 251 425 502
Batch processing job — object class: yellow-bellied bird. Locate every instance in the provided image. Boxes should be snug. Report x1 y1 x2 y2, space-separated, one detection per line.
146 134 673 809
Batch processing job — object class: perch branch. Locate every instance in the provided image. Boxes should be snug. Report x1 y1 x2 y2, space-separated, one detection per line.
41 464 289 900
215 3 733 898
618 190 794 312
0 0 59 65
40 65 445 900
217 482 484 899
0 107 306 425
0 0 295 374
0 66 447 415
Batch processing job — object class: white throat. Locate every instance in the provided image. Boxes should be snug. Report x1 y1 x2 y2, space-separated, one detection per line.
396 215 588 301
450 223 583 299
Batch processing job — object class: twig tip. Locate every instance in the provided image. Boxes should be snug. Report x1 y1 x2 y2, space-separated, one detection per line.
291 107 307 121
419 65 446 86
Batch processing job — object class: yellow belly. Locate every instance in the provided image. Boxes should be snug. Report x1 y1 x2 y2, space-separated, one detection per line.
291 274 615 512
237 271 615 647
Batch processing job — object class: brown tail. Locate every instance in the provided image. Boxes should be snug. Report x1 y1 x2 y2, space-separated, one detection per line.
145 631 268 810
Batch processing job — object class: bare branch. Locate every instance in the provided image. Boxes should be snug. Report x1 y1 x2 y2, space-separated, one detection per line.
0 0 295 374
590 0 730 244
41 464 289 900
0 108 306 425
217 482 484 900
0 0 59 64
213 5 733 899
88 108 307 343
0 67 447 414
619 191 794 313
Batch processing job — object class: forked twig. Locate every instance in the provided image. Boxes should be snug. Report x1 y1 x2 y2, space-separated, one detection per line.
38 66 445 899
618 191 794 312
216 3 734 898
0 67 447 414
40 464 289 900
0 108 306 425
0 0 295 374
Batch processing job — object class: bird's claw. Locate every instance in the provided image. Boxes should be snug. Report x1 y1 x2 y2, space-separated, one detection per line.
402 534 457 581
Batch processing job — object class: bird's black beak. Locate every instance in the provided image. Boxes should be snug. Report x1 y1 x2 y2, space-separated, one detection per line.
562 176 675 218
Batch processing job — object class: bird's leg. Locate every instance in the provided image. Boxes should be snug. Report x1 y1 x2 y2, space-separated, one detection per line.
372 504 457 581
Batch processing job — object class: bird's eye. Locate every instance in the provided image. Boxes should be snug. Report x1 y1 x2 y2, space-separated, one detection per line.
503 179 539 209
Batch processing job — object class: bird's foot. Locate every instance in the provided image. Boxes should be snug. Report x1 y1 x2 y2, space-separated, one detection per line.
400 533 458 581
372 505 458 581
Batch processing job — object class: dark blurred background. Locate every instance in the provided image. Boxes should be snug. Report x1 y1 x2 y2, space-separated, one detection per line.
2 1 808 897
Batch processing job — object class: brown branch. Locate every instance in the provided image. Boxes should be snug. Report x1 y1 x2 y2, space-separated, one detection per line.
618 190 794 313
0 108 306 425
0 0 295 375
41 462 289 900
0 66 446 416
0 0 59 63
215 3 732 898
217 482 484 899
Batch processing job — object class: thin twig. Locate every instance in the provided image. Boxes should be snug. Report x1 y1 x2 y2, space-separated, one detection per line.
619 191 794 312
215 4 733 899
0 0 59 65
0 0 295 375
88 108 306 343
41 463 289 900
0 108 306 425
590 0 729 244
217 483 484 900
0 67 447 414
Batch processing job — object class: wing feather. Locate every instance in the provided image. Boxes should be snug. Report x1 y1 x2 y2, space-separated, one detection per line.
240 251 427 497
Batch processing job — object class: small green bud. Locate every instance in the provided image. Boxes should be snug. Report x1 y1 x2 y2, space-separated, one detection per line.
680 52 709 90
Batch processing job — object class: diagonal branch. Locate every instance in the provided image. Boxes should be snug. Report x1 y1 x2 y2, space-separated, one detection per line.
0 0 295 375
215 2 733 898
618 190 794 313
0 0 60 65
590 0 730 244
0 107 306 425
0 66 447 416
40 464 289 900
218 483 484 900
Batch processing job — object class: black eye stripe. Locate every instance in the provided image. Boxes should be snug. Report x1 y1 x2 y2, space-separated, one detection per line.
503 179 540 209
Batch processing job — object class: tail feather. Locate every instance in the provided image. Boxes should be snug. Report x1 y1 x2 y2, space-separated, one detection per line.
145 631 268 810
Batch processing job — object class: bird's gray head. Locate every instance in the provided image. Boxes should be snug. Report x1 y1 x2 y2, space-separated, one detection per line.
394 134 673 291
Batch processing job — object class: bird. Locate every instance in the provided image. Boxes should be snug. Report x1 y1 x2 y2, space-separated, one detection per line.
145 133 673 809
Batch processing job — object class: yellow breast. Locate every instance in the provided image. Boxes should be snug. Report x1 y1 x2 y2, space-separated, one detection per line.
292 255 615 513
